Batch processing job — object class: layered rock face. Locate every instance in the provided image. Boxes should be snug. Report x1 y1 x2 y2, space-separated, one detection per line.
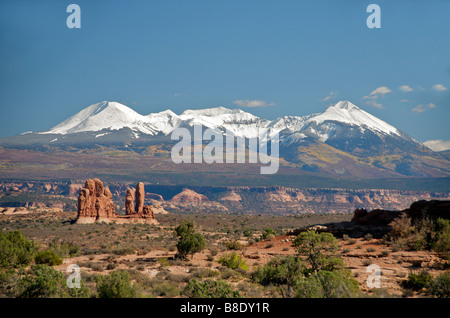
4 180 449 215
76 179 158 224
77 178 116 223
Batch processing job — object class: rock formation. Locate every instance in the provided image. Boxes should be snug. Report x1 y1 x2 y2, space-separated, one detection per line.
125 182 158 221
76 179 158 224
405 200 450 223
143 205 155 218
171 188 209 204
168 188 228 213
218 190 242 202
125 188 135 215
76 178 116 223
135 182 145 214
2 180 450 215
351 208 402 226
289 199 450 239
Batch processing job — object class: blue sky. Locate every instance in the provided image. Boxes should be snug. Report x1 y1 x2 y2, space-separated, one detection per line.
0 0 449 145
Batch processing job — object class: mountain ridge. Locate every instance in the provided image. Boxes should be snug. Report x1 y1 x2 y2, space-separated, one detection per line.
34 100 411 140
1 100 449 178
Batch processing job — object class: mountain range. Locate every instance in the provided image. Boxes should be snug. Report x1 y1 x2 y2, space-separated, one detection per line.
1 100 449 178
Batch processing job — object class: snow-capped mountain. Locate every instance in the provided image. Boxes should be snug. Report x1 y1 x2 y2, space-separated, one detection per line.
2 101 424 153
41 102 271 138
42 101 178 136
278 101 425 155
177 106 271 138
39 100 406 141
15 100 424 155
1 100 446 177
307 101 400 137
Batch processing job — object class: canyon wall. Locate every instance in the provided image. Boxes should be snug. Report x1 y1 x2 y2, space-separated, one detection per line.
1 181 449 215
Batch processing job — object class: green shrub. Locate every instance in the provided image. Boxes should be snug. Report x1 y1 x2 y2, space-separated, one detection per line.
0 230 37 268
97 270 137 298
403 270 433 291
434 218 450 257
0 269 20 297
151 281 181 297
107 263 117 270
251 255 304 297
389 216 450 254
381 250 390 257
49 240 79 258
295 270 360 298
220 268 241 280
18 264 67 298
111 247 136 256
12 264 90 298
90 263 104 272
292 230 342 273
68 284 91 298
34 250 63 266
261 228 276 240
252 255 304 287
183 279 241 298
218 252 248 271
174 221 205 259
224 238 243 250
427 271 450 298
158 257 170 267
191 268 220 279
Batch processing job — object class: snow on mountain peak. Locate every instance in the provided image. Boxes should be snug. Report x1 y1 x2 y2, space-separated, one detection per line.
40 100 402 140
332 100 358 110
145 109 181 135
41 103 264 136
180 106 248 118
308 100 400 136
155 109 177 117
178 106 264 137
43 101 155 135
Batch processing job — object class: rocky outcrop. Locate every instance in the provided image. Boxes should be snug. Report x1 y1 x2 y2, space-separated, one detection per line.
290 199 450 239
148 202 168 214
69 183 83 196
351 208 403 226
171 188 209 204
76 179 158 224
218 190 242 202
167 188 228 213
406 200 450 223
135 182 145 214
125 182 158 221
125 188 135 215
76 178 116 223
143 205 155 218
